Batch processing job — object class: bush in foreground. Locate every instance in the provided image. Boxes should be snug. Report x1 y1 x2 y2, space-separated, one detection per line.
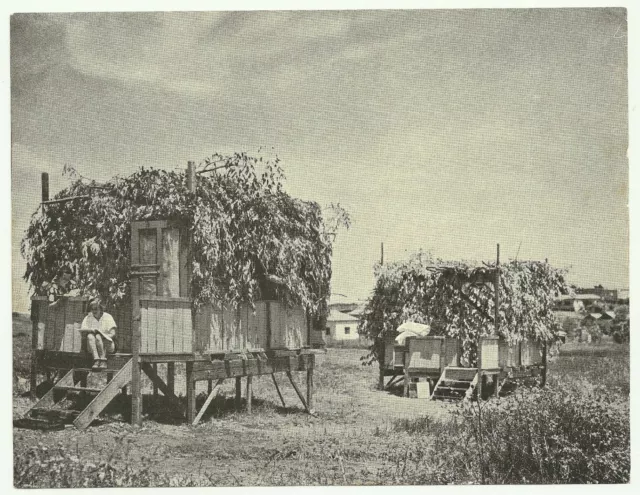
14 444 221 488
393 385 629 484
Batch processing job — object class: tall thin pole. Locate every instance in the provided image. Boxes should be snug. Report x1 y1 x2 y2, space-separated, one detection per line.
41 172 49 214
495 243 500 334
187 161 196 192
380 242 384 265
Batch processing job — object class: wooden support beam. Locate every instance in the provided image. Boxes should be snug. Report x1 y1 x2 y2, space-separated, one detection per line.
167 362 175 395
41 195 91 206
286 371 311 414
131 357 142 426
25 370 75 412
186 362 196 424
235 377 242 411
140 362 184 415
192 378 224 426
152 364 158 396
541 341 548 387
306 365 314 413
403 367 410 398
246 375 253 414
271 374 286 407
30 316 38 400
74 360 133 430
208 379 213 395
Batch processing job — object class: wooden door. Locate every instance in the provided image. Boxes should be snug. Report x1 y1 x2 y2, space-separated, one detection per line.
131 220 190 354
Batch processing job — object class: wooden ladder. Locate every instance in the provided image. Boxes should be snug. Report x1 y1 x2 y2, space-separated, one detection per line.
17 359 133 430
431 367 479 401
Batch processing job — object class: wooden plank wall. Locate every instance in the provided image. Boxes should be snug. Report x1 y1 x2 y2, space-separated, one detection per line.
139 297 192 353
521 340 542 366
33 297 88 352
499 340 523 368
109 302 132 353
406 337 443 370
444 338 461 367
193 300 306 353
480 337 500 369
269 302 308 349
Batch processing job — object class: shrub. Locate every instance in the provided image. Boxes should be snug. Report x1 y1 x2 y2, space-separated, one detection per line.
390 385 629 484
14 444 222 488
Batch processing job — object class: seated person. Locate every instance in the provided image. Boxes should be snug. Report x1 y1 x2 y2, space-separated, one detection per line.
81 299 118 370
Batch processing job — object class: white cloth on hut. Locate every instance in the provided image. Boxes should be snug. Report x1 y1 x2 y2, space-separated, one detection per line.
394 321 431 345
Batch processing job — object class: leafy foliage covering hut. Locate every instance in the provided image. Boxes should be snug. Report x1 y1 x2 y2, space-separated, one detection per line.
22 153 344 320
359 251 568 366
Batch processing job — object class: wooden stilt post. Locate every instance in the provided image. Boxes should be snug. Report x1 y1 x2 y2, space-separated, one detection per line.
403 366 410 398
167 362 175 396
152 364 158 396
541 341 548 387
185 362 196 423
306 355 315 412
192 378 224 426
246 375 253 414
131 358 142 426
208 379 213 395
235 376 242 411
378 367 385 391
286 371 311 413
271 374 286 407
30 306 39 400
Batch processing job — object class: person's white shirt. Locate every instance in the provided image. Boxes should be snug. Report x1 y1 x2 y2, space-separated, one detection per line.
80 312 117 342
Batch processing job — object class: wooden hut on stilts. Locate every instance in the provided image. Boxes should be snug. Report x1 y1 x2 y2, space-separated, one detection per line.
20 158 329 430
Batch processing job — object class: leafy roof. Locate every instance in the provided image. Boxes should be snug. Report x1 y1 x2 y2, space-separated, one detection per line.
359 251 568 364
22 153 345 314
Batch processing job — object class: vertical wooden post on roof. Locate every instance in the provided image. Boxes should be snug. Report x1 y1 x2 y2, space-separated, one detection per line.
495 244 500 333
41 172 49 211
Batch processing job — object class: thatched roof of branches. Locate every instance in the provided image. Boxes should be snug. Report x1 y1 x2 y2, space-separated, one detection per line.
21 153 349 314
359 251 568 363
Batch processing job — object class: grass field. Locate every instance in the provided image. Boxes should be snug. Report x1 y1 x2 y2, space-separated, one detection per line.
12 314 630 486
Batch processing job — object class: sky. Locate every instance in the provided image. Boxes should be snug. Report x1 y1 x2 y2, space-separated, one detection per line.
9 6 629 313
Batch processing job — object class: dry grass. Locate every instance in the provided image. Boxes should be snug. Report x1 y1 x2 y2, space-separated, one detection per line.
13 315 630 486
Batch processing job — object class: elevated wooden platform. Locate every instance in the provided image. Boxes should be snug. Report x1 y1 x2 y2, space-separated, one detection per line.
378 335 547 400
25 348 318 429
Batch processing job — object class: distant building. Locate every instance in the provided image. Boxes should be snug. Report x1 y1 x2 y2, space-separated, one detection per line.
575 285 620 302
553 293 600 312
325 309 360 342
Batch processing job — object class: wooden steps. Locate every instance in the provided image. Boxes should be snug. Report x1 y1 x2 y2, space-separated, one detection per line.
17 359 133 431
431 367 479 401
54 386 103 394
